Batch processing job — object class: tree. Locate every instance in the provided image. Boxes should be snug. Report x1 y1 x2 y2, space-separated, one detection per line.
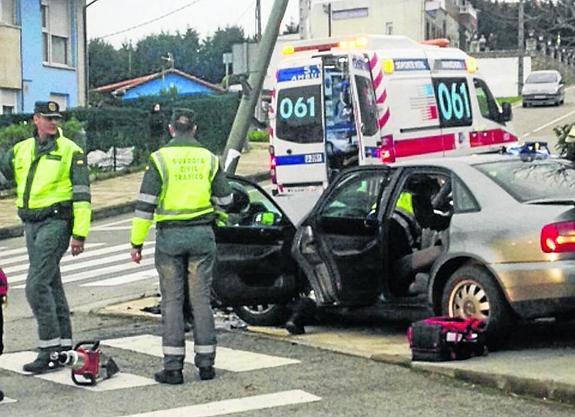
88 39 127 87
197 26 245 84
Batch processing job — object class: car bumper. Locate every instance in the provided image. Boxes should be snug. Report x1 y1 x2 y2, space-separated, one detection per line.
492 260 575 318
522 94 560 105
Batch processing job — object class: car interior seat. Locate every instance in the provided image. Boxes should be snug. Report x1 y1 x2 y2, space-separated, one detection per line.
390 176 450 296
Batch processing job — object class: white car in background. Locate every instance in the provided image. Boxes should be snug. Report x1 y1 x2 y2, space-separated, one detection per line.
522 70 565 107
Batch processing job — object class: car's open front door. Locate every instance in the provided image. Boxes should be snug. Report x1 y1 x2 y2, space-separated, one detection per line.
292 167 392 306
212 177 300 307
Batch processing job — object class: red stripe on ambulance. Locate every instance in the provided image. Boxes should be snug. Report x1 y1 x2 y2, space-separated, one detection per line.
470 129 518 147
395 134 456 158
379 109 391 128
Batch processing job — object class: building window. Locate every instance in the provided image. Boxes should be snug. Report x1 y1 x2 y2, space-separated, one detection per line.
0 0 16 25
2 105 14 115
42 0 71 66
385 22 393 35
49 93 68 111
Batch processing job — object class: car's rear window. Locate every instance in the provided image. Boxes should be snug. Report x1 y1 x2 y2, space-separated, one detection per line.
525 72 558 84
474 159 575 203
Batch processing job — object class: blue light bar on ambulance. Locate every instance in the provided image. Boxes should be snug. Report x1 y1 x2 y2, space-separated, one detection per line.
277 65 321 83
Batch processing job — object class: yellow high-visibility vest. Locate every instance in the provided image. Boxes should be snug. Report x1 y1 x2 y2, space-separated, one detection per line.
151 146 218 223
13 136 78 209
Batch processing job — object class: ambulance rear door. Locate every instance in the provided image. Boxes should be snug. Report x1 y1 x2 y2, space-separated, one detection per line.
273 58 327 194
348 54 381 166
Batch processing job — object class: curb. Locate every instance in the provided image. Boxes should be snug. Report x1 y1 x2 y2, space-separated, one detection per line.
0 171 271 241
93 296 575 406
410 364 575 405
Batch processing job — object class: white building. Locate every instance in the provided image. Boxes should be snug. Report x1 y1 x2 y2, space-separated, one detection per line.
300 0 477 50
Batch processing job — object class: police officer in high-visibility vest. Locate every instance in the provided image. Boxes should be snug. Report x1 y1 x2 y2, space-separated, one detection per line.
0 101 91 374
130 108 232 385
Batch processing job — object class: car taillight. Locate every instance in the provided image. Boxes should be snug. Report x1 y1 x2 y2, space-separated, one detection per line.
541 221 575 253
377 135 396 163
269 145 277 185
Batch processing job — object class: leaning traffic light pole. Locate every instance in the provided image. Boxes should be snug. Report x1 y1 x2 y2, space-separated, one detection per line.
223 0 290 174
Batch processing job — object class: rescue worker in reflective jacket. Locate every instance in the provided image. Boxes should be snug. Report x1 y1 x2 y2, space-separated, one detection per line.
130 108 232 384
0 101 91 374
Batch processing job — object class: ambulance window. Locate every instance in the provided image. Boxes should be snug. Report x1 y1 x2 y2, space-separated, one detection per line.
474 79 499 122
276 85 323 144
432 78 473 128
354 76 379 136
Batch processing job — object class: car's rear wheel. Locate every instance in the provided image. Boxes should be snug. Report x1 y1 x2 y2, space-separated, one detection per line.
233 304 290 326
441 265 514 343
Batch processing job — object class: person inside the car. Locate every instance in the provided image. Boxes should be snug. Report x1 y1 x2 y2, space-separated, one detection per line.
390 175 452 295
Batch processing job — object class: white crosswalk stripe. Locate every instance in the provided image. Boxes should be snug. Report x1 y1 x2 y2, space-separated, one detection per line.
0 351 156 392
0 333 311 414
103 334 301 372
2 243 115 272
0 244 104 266
0 397 17 404
81 269 158 287
118 390 321 417
12 258 156 289
10 246 156 286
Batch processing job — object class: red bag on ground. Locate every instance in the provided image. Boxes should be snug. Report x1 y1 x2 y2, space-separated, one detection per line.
0 268 7 298
407 316 487 362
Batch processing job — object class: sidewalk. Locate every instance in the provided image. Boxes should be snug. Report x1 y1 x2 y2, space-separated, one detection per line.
100 296 575 407
0 142 270 240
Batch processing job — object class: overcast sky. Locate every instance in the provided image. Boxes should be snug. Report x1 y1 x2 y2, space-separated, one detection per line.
87 0 301 48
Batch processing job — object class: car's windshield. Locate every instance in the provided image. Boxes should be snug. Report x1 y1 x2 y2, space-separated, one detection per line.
525 72 558 84
474 159 575 203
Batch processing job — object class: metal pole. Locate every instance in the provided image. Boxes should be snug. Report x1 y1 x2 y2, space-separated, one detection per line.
222 0 289 174
256 0 262 42
328 3 332 37
518 0 525 96
83 0 103 106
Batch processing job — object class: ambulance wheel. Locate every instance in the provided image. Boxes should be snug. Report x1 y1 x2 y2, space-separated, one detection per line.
522 102 527 108
441 265 514 346
233 304 290 326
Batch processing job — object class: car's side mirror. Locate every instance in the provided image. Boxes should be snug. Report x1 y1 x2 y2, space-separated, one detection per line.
254 211 281 226
499 102 512 123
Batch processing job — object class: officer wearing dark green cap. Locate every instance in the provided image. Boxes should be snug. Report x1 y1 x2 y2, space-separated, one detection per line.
0 101 92 373
130 108 232 384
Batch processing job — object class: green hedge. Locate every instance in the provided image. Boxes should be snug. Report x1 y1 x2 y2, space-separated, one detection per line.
0 93 240 157
122 93 240 154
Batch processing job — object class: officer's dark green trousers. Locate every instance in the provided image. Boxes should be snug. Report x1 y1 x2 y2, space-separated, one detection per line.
155 225 216 371
24 218 72 350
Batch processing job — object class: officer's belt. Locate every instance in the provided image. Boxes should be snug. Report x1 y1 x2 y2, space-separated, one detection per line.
156 215 215 230
18 202 73 223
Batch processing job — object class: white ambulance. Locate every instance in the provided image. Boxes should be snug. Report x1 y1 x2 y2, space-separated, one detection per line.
269 35 517 195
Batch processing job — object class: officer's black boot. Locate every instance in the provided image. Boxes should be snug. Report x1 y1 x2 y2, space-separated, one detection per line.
286 297 316 335
154 369 183 385
0 389 4 402
198 366 215 381
23 349 62 374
